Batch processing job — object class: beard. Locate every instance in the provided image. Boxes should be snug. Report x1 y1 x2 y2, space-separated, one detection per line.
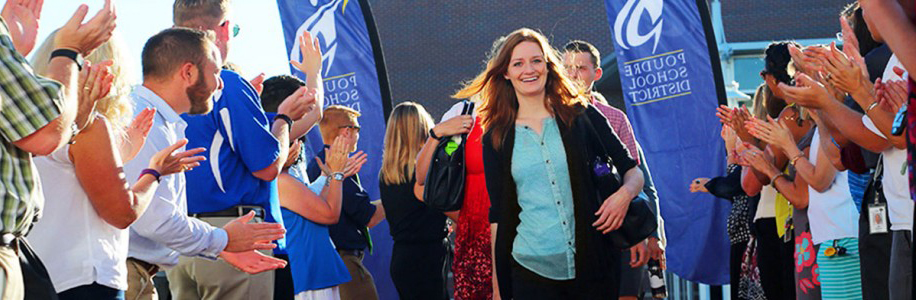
187 72 214 115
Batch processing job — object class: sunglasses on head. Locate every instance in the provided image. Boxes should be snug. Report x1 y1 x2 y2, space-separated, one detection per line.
220 20 240 38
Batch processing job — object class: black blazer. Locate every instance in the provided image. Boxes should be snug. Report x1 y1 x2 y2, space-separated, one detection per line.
482 104 638 298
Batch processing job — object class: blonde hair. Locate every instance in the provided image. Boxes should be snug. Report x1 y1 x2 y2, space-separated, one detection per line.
318 105 361 142
173 0 229 28
380 102 434 185
31 30 134 130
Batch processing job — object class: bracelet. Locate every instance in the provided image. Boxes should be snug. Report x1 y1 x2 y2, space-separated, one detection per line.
274 114 293 130
139 168 161 183
865 101 880 114
429 128 442 140
789 154 804 167
769 173 785 185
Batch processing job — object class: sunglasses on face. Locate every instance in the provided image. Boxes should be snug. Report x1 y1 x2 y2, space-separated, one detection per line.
339 125 361 133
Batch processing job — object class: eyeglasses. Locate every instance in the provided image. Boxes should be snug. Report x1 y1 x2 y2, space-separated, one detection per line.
339 125 361 133
220 20 241 38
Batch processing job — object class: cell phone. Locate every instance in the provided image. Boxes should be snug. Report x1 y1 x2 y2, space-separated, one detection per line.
891 104 907 136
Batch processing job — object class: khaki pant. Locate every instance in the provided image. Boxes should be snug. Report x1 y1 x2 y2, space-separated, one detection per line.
166 216 273 300
0 246 23 300
337 250 378 300
125 258 159 300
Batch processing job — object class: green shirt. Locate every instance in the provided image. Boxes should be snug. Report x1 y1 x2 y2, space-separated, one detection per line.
0 18 64 235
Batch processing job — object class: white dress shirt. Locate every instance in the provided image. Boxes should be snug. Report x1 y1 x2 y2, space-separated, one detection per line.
123 86 228 267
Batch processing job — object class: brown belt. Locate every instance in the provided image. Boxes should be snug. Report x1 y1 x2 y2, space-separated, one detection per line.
128 258 160 276
338 249 364 257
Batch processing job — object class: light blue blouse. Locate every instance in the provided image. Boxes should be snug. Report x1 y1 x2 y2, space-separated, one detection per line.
511 117 576 280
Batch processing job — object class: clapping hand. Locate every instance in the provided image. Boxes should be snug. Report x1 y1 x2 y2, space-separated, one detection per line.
716 105 755 143
788 46 820 77
276 86 315 121
148 138 206 176
123 108 155 162
875 77 908 113
222 211 286 252
75 60 114 131
343 151 368 178
779 73 835 109
316 135 368 178
54 0 116 56
282 139 302 169
249 73 266 95
747 116 796 152
220 250 287 274
811 42 865 95
742 145 778 176
2 0 43 56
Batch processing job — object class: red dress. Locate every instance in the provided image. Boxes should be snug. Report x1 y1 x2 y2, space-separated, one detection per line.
453 118 493 300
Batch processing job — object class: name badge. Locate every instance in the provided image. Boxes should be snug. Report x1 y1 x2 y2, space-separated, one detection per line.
868 203 889 235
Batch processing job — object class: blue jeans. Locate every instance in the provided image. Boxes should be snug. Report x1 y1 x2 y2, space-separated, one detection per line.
58 282 124 300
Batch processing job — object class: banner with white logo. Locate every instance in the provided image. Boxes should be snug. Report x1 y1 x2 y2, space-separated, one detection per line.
277 0 396 297
605 0 730 284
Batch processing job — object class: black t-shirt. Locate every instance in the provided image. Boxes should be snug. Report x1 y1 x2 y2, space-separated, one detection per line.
378 175 447 244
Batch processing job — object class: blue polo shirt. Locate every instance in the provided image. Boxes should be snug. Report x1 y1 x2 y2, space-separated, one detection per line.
306 148 376 251
183 70 285 249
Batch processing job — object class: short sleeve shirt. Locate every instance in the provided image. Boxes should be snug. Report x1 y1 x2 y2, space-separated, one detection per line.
0 18 64 234
182 70 284 246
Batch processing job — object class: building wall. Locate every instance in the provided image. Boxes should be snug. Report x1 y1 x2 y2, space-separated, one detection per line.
367 0 615 118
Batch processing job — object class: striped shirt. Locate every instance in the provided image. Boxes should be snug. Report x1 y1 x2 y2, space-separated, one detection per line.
0 18 65 235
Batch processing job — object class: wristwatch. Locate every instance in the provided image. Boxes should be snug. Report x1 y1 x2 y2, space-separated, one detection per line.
331 172 345 181
67 121 81 144
50 49 84 71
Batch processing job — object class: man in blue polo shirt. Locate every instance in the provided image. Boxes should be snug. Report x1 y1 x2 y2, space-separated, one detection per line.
307 105 386 300
167 1 323 299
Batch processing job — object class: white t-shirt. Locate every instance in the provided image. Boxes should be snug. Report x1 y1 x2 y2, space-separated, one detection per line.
441 101 478 122
806 128 860 245
863 115 914 231
882 54 908 81
28 143 129 292
755 185 778 221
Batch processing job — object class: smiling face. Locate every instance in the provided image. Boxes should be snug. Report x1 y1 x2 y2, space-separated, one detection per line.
505 41 549 99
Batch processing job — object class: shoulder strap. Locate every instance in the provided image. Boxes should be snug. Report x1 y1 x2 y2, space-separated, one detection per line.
580 106 611 160
461 100 475 116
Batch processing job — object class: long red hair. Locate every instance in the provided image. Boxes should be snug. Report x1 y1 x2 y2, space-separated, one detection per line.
453 28 587 150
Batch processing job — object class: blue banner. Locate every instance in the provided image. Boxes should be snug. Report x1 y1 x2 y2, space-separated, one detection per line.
604 0 730 285
277 0 395 297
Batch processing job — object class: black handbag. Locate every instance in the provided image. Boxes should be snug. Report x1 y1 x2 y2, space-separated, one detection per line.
581 110 658 249
424 101 475 212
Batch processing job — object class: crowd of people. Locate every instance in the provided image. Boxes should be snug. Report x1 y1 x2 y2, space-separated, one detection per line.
2 0 915 300
0 0 666 299
690 1 916 299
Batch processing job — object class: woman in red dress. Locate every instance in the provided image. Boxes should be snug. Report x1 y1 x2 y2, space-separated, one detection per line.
416 102 495 300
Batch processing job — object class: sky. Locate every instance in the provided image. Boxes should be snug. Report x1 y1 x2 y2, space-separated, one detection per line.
32 0 291 83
